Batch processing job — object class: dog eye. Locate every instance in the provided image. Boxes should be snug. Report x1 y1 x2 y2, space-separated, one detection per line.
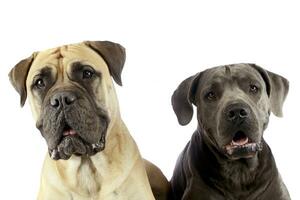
205 91 216 101
249 84 259 94
82 69 94 79
35 78 45 89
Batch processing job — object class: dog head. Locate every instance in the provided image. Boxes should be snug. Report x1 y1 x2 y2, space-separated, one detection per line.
172 63 289 160
9 41 125 160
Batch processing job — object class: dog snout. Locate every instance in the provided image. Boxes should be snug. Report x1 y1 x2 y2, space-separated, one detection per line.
50 91 77 108
225 103 251 122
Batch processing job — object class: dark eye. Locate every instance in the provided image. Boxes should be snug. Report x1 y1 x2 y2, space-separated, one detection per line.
249 84 259 94
82 69 94 79
35 78 45 89
205 91 216 101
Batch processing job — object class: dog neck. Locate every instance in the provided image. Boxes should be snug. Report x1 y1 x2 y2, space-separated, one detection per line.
43 116 140 197
190 129 277 195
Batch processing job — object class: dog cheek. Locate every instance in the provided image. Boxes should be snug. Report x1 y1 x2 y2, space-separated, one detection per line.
256 97 271 128
40 107 64 149
46 114 63 146
98 115 109 135
252 107 268 135
215 111 229 144
65 101 100 142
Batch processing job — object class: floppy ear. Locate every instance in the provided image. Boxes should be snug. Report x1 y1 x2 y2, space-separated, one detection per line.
250 64 289 117
84 41 126 86
171 73 202 126
9 55 35 107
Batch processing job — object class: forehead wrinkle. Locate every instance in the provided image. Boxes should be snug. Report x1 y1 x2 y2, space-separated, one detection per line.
226 65 262 86
225 66 231 76
61 43 111 77
52 46 69 82
202 67 238 92
52 48 62 59
36 66 52 76
231 67 261 83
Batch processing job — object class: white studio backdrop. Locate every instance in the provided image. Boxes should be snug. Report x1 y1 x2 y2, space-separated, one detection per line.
0 0 299 199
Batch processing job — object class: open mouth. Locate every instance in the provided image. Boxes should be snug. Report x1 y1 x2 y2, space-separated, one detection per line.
225 131 262 159
232 131 249 146
62 124 77 136
49 123 106 160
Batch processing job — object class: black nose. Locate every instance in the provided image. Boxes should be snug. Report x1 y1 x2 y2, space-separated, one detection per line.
50 91 77 108
225 103 250 122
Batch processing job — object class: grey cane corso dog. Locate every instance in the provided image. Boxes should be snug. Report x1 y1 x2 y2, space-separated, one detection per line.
170 63 290 200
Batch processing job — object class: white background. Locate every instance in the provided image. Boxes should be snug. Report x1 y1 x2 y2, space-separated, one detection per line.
0 0 299 199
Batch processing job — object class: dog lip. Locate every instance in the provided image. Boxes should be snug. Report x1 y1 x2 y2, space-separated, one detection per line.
48 139 106 160
226 142 255 151
224 141 263 158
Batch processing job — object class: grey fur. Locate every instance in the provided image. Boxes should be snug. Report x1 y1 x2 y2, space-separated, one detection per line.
170 63 290 200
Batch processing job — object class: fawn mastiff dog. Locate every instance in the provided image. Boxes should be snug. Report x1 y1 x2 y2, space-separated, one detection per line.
170 64 290 200
9 41 169 200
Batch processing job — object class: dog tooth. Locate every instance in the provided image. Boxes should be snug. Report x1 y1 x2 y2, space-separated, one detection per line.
92 143 100 149
99 142 105 149
51 149 58 159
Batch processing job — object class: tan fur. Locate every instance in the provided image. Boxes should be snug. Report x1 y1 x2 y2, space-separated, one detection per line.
144 160 171 200
24 43 157 199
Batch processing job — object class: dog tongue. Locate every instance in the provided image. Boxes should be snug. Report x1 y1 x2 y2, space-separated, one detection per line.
63 129 77 136
232 137 248 146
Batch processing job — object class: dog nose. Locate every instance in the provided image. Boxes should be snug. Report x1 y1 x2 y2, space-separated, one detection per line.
50 91 77 108
225 103 250 122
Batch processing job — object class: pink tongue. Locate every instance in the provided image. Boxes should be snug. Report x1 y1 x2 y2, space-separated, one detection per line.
232 137 248 146
63 129 77 136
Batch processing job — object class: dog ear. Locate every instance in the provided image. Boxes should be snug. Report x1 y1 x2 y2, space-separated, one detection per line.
250 64 289 117
171 73 202 125
9 55 35 107
85 41 126 86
